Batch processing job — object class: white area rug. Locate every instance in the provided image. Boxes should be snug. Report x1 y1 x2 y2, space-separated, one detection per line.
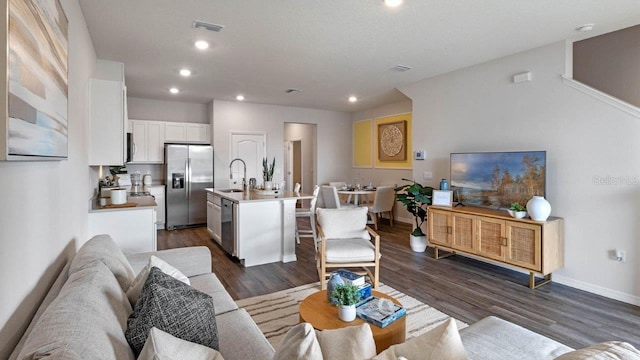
236 282 468 350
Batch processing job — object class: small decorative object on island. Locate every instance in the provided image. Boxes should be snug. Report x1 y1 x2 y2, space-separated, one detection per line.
262 157 275 189
327 272 345 302
508 202 528 219
330 284 360 322
395 178 433 252
526 196 551 221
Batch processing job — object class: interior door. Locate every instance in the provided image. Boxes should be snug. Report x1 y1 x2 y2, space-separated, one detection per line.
231 133 265 187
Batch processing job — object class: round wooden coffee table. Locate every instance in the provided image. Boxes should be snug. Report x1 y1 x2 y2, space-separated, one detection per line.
299 290 406 354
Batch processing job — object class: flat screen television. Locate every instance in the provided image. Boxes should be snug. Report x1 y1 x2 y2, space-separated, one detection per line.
450 151 546 209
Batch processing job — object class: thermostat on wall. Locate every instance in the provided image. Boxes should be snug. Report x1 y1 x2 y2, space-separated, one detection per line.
415 150 425 160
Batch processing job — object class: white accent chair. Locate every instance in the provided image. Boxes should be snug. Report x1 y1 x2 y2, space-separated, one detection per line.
367 186 395 230
316 207 380 290
296 185 320 250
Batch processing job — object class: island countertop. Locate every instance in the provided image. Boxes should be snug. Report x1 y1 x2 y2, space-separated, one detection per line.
89 195 157 213
205 188 314 202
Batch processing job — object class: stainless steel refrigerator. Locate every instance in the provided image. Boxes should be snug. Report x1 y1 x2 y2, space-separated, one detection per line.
165 143 213 230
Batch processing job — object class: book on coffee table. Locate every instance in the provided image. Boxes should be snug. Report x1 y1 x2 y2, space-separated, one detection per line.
356 296 406 328
334 269 365 286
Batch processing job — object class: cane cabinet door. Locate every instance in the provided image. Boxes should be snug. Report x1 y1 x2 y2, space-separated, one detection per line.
476 216 505 261
451 213 476 253
428 208 451 247
506 221 541 271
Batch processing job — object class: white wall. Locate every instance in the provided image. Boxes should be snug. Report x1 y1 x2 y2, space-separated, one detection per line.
400 41 640 305
351 100 414 223
0 0 95 357
213 100 351 189
127 97 209 123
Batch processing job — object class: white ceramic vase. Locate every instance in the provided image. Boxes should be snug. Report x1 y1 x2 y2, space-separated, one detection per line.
410 234 427 252
338 305 356 322
526 196 551 221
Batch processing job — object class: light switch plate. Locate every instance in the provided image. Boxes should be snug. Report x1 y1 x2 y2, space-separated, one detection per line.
423 171 433 180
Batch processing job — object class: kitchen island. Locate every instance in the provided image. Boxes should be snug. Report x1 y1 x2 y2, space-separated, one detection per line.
206 188 313 267
88 195 157 254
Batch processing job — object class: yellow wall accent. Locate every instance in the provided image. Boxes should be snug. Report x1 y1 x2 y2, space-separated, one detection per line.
375 113 412 169
353 119 373 167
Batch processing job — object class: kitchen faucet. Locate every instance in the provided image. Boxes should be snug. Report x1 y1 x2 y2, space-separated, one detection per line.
229 158 247 191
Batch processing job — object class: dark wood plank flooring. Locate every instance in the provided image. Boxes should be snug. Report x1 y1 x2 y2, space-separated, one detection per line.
157 220 640 350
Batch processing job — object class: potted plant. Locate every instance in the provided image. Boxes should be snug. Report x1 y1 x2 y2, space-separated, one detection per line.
395 178 433 252
508 202 528 219
330 284 360 322
262 157 275 189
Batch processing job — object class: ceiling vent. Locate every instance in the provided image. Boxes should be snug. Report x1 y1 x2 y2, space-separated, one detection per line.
193 20 224 32
392 64 412 72
285 88 302 93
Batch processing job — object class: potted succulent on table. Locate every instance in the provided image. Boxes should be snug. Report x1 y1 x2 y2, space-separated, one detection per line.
262 157 275 189
395 178 433 252
508 202 528 219
330 284 360 322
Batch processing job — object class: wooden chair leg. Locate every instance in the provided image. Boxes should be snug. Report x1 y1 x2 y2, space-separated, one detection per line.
389 210 394 227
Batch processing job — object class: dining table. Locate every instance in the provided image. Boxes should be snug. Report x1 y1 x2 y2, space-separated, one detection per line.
337 188 376 206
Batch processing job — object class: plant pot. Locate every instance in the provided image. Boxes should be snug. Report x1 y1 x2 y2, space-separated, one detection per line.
410 234 427 252
338 305 356 322
507 210 528 219
526 196 551 221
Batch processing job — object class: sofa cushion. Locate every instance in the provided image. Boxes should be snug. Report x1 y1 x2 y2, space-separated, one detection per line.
460 316 573 360
373 318 467 360
126 255 190 305
554 341 640 359
18 261 135 360
138 327 225 360
317 207 370 239
272 323 323 360
126 267 219 355
189 273 239 315
315 323 376 360
69 234 135 290
215 309 275 360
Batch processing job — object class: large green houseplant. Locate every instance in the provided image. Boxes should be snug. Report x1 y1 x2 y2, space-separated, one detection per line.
395 178 433 252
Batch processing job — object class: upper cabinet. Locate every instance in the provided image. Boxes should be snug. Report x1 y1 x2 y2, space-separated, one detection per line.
89 61 127 166
165 122 210 143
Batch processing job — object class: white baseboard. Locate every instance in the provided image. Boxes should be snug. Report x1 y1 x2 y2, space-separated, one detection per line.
553 274 640 306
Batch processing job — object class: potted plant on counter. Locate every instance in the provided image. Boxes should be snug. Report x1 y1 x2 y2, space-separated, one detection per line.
262 157 275 189
508 202 528 219
330 284 360 322
395 178 433 252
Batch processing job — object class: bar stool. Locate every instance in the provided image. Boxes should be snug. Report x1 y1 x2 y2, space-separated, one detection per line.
296 185 320 251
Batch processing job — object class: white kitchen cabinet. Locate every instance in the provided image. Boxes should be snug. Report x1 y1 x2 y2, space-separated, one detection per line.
207 192 222 244
165 122 211 143
89 79 127 165
88 208 156 254
148 186 166 229
129 120 165 163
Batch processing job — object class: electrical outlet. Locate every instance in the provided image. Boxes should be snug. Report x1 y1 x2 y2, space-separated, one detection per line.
615 249 626 262
423 171 433 180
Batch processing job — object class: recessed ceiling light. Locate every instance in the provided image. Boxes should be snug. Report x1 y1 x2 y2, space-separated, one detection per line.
576 24 594 32
236 95 245 101
170 87 179 94
179 69 192 77
194 40 209 50
348 96 357 103
384 0 403 7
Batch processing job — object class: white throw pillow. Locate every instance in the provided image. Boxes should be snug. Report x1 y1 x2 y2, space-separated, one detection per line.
126 255 190 305
272 323 323 360
317 207 370 239
138 327 224 360
315 323 376 360
373 318 468 360
554 341 640 359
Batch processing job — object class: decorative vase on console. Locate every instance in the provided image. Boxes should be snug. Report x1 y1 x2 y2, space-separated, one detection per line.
526 196 551 221
326 272 344 302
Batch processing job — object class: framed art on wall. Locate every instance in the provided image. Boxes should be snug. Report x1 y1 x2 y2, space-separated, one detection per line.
377 120 406 161
1 0 69 160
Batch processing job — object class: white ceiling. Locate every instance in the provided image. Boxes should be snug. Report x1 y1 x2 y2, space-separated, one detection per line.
78 0 640 112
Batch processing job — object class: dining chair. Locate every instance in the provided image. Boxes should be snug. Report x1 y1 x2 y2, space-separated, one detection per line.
320 185 341 209
296 185 320 250
316 206 380 290
367 185 395 230
329 181 351 203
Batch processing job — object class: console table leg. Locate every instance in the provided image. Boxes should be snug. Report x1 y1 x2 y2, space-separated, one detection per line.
529 273 552 289
434 247 456 260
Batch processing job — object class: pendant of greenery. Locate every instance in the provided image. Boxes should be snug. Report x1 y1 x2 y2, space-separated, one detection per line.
395 178 434 237
330 284 360 306
262 157 275 182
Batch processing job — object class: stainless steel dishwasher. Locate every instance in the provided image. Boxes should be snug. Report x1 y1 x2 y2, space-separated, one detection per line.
221 198 235 256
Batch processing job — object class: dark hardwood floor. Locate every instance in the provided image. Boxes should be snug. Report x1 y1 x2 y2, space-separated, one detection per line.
157 219 640 350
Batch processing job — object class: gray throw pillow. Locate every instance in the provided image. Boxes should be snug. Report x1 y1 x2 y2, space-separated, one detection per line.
125 267 218 355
